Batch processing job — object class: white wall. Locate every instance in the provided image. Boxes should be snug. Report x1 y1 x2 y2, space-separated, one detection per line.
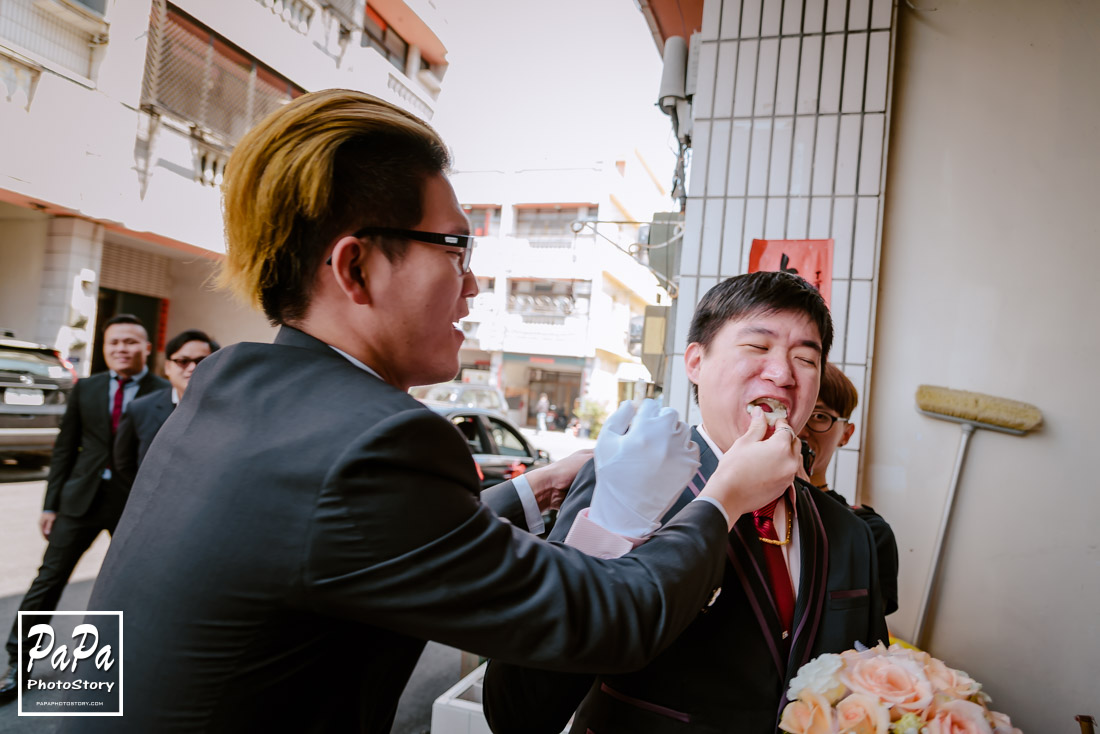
669 0 896 500
867 0 1100 726
0 215 47 339
165 259 276 349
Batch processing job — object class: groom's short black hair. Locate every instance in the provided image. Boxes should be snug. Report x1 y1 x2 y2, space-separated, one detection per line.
686 271 833 401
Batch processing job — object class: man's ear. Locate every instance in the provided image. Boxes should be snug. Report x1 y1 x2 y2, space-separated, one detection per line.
684 342 703 383
839 421 856 448
328 236 373 305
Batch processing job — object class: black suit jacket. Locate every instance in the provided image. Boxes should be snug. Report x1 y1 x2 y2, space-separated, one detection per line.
113 387 175 487
43 369 168 516
68 326 730 733
484 428 889 734
822 489 900 616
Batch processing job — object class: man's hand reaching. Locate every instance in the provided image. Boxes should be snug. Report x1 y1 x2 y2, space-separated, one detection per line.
588 400 700 538
524 449 594 513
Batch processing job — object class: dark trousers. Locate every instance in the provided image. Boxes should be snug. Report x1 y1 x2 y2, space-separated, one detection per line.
5 478 128 667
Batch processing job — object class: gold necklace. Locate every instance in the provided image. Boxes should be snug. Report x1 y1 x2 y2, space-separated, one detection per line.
758 498 793 546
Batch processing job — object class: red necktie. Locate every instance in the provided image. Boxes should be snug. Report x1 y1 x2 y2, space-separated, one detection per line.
753 496 795 640
111 375 129 435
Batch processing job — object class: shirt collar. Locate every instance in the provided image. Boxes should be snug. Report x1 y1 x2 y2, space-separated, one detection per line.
328 346 384 382
696 424 724 459
109 365 148 383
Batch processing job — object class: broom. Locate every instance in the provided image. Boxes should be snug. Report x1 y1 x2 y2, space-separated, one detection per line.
911 385 1043 649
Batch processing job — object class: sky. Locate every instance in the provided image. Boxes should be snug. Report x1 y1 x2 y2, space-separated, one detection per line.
430 0 678 176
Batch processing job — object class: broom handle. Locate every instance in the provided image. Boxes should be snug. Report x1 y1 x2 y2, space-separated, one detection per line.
913 422 974 649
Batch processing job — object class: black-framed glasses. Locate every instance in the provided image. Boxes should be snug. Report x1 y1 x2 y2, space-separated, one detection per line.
326 227 475 274
168 356 206 369
805 410 847 433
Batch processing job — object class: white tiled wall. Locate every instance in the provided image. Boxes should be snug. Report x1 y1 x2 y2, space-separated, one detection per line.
670 0 897 501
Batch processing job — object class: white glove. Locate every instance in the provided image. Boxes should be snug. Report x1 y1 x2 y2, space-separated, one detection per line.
588 399 701 538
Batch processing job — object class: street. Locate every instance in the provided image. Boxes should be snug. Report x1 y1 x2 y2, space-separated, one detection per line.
0 427 594 732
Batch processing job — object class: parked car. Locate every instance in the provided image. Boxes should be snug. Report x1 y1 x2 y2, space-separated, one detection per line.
409 381 508 414
0 338 79 466
420 403 551 491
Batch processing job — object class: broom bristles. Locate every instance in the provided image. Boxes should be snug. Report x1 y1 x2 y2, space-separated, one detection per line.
916 385 1043 433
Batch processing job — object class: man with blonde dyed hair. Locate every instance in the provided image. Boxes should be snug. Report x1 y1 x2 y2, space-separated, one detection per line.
71 90 802 733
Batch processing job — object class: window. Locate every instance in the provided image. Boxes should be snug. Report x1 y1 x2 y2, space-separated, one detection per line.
487 418 529 458
450 415 486 453
463 389 505 413
476 277 496 293
362 5 408 73
514 205 597 247
142 4 305 146
464 206 501 237
0 0 104 78
72 0 107 14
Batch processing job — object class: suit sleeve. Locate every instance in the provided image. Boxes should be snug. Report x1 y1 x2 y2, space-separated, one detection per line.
483 460 602 733
480 480 527 530
854 505 899 616
114 407 140 489
43 378 84 512
303 409 728 675
860 519 890 646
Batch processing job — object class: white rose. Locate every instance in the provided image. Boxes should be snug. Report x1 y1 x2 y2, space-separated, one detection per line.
787 653 846 704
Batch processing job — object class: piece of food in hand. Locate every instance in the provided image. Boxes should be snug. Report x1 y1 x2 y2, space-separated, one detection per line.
746 398 788 426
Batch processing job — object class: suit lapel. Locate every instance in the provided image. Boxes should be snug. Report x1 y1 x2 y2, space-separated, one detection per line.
153 389 174 422
660 427 717 522
135 372 163 398
730 512 788 679
778 482 830 710
679 428 788 679
85 372 111 441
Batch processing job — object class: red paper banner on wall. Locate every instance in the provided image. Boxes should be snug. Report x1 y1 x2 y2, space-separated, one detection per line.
748 239 833 307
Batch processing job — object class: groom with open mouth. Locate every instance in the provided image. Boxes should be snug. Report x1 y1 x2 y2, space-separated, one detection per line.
484 270 889 734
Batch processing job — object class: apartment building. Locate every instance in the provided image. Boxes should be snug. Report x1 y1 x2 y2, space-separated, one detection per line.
451 153 673 429
0 0 449 372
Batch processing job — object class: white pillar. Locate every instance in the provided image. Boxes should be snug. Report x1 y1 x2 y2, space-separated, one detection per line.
36 217 103 376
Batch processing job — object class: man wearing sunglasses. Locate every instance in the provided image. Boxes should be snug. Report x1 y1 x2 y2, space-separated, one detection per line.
69 90 799 733
113 329 220 486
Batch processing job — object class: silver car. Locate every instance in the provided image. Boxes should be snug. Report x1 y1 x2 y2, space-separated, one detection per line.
409 381 508 414
0 338 78 466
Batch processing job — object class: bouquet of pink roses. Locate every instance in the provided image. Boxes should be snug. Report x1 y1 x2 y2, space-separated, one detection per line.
780 643 1022 734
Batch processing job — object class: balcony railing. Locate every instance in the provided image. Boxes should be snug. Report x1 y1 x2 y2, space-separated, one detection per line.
319 0 361 28
254 0 314 34
507 294 575 317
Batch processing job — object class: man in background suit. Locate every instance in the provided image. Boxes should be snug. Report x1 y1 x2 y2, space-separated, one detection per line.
799 362 899 617
67 90 802 732
0 314 167 703
484 272 889 734
114 329 220 485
